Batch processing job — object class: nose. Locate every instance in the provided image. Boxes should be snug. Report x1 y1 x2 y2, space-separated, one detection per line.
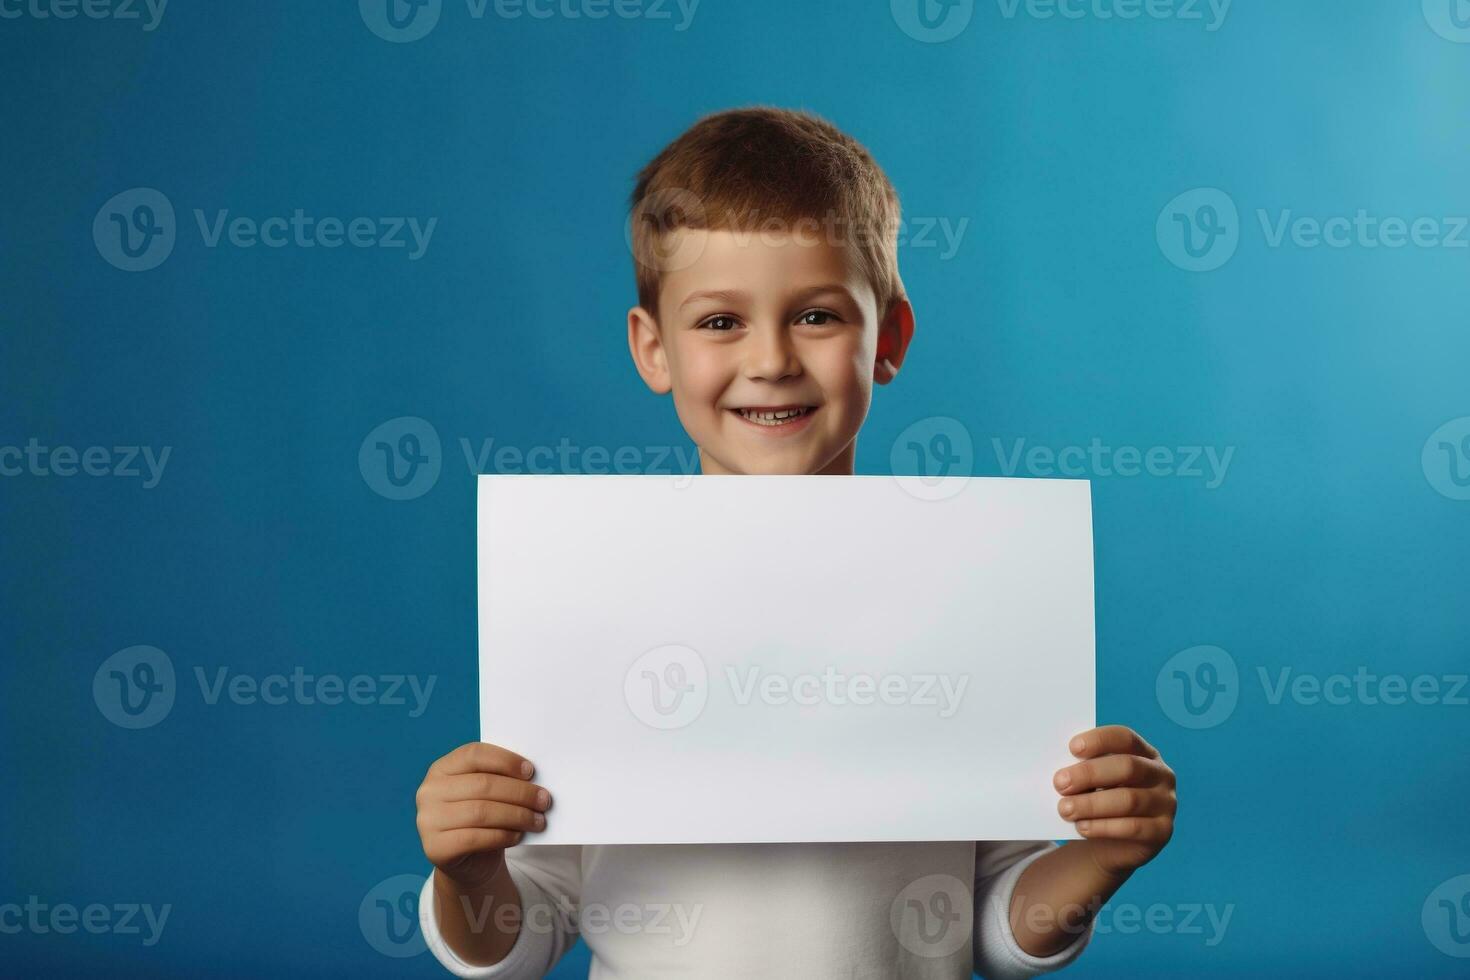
743 323 802 383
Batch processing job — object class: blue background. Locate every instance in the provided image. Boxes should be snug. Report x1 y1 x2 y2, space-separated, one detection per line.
3 0 1469 976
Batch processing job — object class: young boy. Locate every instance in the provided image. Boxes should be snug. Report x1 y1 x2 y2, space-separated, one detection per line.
413 108 1178 978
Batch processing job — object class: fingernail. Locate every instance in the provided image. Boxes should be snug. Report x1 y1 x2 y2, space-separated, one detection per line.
534 812 546 830
1077 820 1091 833
1059 799 1075 817
1054 770 1072 789
521 761 534 778
1069 737 1085 754
536 789 550 809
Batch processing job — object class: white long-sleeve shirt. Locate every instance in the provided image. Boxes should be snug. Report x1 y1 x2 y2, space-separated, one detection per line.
419 840 1094 979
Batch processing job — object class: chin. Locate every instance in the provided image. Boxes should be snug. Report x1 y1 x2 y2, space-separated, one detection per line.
754 452 833 476
703 446 814 476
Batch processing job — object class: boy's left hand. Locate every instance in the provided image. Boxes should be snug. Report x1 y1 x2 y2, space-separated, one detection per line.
1054 725 1177 879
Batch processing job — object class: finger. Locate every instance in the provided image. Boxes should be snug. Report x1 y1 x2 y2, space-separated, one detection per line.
1075 815 1174 844
422 800 546 835
425 827 525 864
1057 787 1174 822
430 742 535 779
1055 754 1172 795
1068 726 1159 761
423 773 551 811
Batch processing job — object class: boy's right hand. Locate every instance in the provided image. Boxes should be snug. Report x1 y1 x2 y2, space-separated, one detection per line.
415 742 552 890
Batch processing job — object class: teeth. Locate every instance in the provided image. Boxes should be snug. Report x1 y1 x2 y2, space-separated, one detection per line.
738 407 810 425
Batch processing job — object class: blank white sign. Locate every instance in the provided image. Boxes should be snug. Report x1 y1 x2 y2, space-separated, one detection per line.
478 474 1095 845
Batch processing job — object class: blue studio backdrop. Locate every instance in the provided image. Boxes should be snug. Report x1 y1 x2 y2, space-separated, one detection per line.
2 1 1469 977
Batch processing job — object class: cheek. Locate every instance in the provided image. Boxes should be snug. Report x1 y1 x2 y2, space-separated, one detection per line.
808 337 874 405
668 342 731 408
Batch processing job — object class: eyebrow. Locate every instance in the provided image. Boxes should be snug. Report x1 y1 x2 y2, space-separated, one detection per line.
678 288 749 311
676 284 859 312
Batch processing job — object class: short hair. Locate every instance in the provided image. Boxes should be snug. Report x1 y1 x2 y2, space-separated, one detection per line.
629 107 903 319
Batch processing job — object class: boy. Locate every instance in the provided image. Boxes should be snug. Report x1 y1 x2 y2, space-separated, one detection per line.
413 108 1178 978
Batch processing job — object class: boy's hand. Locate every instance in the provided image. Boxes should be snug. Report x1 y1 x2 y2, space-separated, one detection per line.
416 742 553 890
1053 725 1176 879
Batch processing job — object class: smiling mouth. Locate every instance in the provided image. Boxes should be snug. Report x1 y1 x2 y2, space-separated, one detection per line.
729 405 817 427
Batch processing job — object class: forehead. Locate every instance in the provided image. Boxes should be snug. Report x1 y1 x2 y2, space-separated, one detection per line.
657 228 875 312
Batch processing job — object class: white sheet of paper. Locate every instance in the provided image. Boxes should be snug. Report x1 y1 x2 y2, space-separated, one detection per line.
478 474 1095 845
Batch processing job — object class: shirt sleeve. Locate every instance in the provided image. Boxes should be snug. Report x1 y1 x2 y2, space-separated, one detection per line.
971 841 1095 980
420 844 585 979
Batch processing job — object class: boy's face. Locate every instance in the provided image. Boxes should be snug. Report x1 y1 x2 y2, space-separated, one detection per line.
627 229 913 476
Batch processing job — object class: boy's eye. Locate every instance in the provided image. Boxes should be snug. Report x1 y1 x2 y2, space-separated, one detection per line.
798 309 839 326
699 315 740 331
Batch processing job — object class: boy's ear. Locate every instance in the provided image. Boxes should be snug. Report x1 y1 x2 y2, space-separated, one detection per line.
627 305 673 394
874 297 915 386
